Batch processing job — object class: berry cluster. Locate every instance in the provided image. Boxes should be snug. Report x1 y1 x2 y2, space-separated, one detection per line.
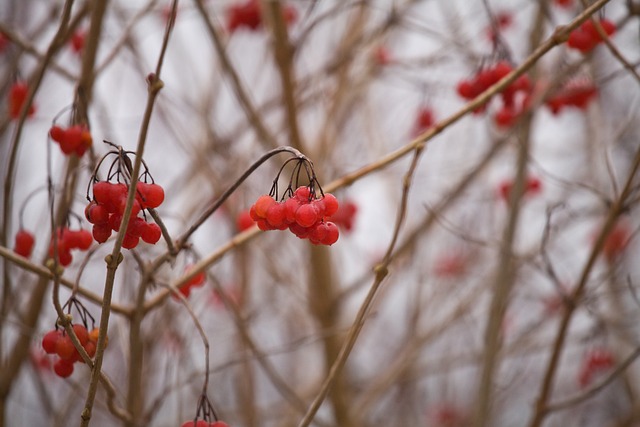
249 186 340 245
14 229 35 258
567 18 616 54
328 199 358 233
41 324 105 378
577 347 614 388
227 0 297 33
181 421 229 427
48 227 93 266
49 124 92 157
8 81 36 119
86 180 164 249
497 176 542 202
174 266 206 299
456 61 531 127
544 80 598 115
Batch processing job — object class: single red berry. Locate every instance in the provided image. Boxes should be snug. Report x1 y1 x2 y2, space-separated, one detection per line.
82 340 97 359
92 223 112 243
122 233 140 249
72 324 90 346
284 198 300 223
42 330 62 354
295 204 318 228
57 249 73 266
494 106 518 128
141 222 162 244
49 125 65 142
8 81 36 119
309 222 328 244
137 182 165 209
321 222 339 245
14 229 35 258
236 210 254 231
75 229 93 250
85 201 109 225
321 194 339 217
55 335 76 360
92 181 112 205
413 106 435 135
109 213 123 232
266 202 286 227
70 30 85 54
254 195 275 218
293 186 311 201
53 358 74 378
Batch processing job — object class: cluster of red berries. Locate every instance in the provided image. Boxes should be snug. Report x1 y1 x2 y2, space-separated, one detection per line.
174 266 206 299
544 80 598 115
411 106 435 137
85 180 164 249
328 199 357 232
181 421 229 427
497 176 542 202
14 229 35 258
227 0 297 33
567 18 616 54
456 61 531 128
485 11 513 44
578 347 614 388
249 186 340 245
41 324 105 378
48 227 93 266
49 124 92 157
8 81 36 119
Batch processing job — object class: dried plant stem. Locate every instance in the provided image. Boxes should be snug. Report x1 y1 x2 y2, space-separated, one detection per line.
297 142 426 427
527 142 640 427
192 0 280 151
81 0 176 423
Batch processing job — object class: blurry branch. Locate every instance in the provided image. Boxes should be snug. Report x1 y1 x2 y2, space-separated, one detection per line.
0 246 130 315
0 0 78 416
264 0 307 154
546 345 640 413
192 0 280 151
82 0 176 423
297 141 427 427
94 0 160 76
527 125 640 427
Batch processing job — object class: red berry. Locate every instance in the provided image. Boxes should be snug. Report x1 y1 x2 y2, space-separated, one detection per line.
70 30 85 54
82 340 97 359
8 81 36 119
293 186 311 201
413 106 435 135
266 202 286 227
14 229 35 258
92 181 112 205
309 222 328 244
122 233 140 249
284 198 300 223
57 249 73 266
321 194 339 217
494 106 518 128
53 358 74 378
55 335 76 360
295 204 318 228
210 422 230 427
75 229 93 250
321 222 340 245
236 210 254 231
254 195 275 218
72 324 90 346
141 222 162 244
136 182 165 209
85 201 109 224
42 330 62 354
92 223 112 243
49 125 65 142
